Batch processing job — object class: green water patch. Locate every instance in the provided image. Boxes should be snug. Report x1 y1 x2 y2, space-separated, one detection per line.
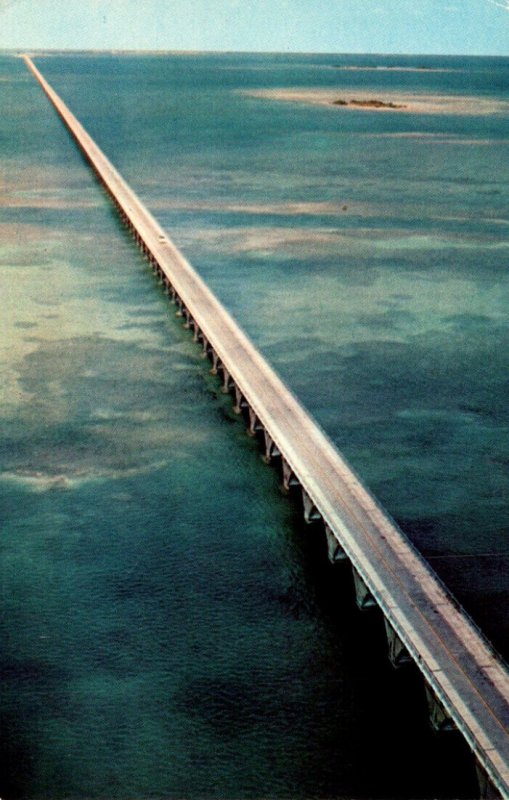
1 334 211 483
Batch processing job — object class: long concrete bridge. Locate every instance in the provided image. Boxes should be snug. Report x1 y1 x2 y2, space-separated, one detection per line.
25 55 509 799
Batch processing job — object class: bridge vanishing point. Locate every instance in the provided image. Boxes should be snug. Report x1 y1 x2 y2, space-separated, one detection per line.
24 55 509 799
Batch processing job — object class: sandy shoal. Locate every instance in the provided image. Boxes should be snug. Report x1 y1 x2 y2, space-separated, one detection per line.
244 88 509 116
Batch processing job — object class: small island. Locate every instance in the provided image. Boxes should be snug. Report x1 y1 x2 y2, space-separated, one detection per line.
333 98 407 109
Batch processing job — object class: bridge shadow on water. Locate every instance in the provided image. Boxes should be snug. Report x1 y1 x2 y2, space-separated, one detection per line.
213 384 480 800
279 505 479 800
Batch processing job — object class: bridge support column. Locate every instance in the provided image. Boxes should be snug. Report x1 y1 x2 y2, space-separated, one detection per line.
281 458 299 491
324 524 347 564
210 351 221 375
222 368 233 393
302 490 322 523
247 407 263 436
352 569 377 610
263 431 281 463
384 619 412 668
424 686 456 732
200 337 210 358
233 386 248 415
476 764 502 799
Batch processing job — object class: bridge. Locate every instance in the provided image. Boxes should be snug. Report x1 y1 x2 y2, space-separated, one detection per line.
25 55 509 799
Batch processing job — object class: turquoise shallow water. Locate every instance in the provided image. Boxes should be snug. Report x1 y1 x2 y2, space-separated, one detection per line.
1 51 508 798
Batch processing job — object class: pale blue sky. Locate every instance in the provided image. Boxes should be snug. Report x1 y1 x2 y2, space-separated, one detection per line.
0 0 508 55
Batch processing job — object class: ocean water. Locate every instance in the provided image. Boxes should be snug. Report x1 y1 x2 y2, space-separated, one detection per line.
1 51 508 799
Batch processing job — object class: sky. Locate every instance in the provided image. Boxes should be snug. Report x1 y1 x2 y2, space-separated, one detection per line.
0 0 508 55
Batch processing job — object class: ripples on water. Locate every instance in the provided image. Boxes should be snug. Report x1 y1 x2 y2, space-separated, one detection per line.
1 51 508 798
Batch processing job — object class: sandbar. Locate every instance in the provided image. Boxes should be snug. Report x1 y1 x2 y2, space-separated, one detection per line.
332 65 456 73
244 88 509 116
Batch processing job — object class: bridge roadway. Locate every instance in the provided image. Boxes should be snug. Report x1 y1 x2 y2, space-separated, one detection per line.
25 55 509 797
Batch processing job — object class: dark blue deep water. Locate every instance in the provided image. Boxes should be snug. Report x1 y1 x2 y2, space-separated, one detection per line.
1 51 508 799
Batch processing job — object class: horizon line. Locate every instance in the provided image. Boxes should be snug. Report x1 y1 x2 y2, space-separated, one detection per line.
6 47 509 59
